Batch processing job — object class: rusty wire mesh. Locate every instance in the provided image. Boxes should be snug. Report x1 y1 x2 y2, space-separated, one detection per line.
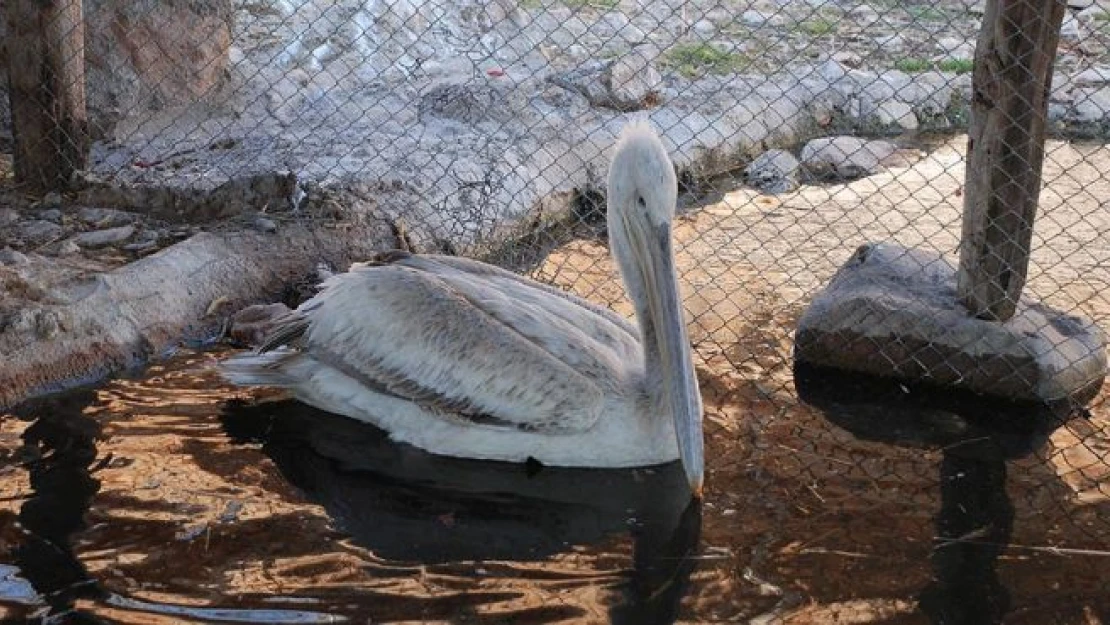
1 0 1110 621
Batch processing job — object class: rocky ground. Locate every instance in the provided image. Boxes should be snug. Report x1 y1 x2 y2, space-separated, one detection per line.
1 0 1110 405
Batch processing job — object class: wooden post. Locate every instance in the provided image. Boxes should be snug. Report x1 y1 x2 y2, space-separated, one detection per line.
957 0 1066 322
5 0 89 191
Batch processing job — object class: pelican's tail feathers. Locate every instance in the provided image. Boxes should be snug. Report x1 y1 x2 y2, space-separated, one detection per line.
219 349 301 388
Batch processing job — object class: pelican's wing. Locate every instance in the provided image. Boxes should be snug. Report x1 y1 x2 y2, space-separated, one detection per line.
258 253 639 433
392 253 639 339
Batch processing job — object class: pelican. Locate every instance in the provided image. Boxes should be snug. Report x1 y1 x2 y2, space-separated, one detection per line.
220 122 705 495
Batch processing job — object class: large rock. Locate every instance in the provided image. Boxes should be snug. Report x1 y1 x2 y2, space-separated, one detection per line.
794 242 1107 403
547 49 663 111
745 149 800 194
800 136 898 180
0 0 232 138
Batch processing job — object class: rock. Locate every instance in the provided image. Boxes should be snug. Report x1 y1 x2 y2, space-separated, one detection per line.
55 240 82 256
36 208 64 224
0 208 20 228
868 100 920 134
0 247 30 266
548 50 662 111
74 225 136 248
77 207 135 228
14 220 65 246
1061 13 1083 42
418 82 520 125
601 49 663 111
253 216 278 233
741 10 771 26
692 20 715 37
1078 4 1110 20
40 192 63 209
832 51 863 69
745 149 801 194
800 136 897 180
794 243 1107 403
1074 65 1110 86
1072 88 1110 123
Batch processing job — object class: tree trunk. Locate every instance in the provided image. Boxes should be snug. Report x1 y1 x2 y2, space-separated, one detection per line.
5 0 89 191
957 0 1066 322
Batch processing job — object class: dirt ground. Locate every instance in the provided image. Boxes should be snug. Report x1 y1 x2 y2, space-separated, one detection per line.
530 134 1110 507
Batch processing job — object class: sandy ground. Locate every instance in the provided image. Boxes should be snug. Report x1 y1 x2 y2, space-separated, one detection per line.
531 134 1110 505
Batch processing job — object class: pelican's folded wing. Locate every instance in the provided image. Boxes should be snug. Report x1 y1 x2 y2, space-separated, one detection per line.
261 261 617 434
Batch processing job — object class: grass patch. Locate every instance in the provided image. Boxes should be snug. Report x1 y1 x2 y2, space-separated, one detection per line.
797 18 837 36
894 58 931 73
937 58 974 73
564 0 620 9
662 43 751 78
893 57 974 74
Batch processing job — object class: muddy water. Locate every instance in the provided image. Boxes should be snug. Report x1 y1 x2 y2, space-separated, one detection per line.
1 349 1107 624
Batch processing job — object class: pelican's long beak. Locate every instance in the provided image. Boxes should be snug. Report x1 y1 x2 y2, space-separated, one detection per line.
644 223 705 497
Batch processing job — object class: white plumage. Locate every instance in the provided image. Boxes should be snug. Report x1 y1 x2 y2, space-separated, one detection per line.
221 122 705 494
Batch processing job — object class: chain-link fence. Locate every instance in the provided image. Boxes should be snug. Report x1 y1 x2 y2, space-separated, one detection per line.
1 0 1109 621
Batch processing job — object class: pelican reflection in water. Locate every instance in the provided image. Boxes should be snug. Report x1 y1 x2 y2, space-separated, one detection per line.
220 122 705 494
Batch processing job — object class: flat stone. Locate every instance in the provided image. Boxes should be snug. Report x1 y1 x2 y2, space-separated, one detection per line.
0 247 30 266
40 191 63 209
548 50 662 112
77 207 136 227
55 240 82 256
37 208 63 223
253 216 278 233
800 136 897 180
794 242 1108 403
745 149 800 194
14 220 65 246
0 208 20 228
602 49 663 111
1061 13 1083 41
1072 88 1110 123
74 225 136 248
872 100 919 133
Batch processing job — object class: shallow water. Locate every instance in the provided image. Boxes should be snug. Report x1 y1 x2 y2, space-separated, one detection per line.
1 349 1107 624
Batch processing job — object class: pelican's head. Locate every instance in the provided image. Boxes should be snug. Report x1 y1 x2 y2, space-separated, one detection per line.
607 122 679 231
607 122 705 498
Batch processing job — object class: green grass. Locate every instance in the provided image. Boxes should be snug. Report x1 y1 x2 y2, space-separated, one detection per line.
662 43 751 78
893 57 974 74
937 58 974 73
518 0 619 9
893 58 931 73
797 18 837 36
564 0 620 9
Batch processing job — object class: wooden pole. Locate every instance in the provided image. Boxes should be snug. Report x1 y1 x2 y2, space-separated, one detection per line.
5 0 89 192
957 0 1066 322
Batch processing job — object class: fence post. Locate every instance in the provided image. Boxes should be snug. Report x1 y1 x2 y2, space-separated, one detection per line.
5 0 89 191
957 0 1066 322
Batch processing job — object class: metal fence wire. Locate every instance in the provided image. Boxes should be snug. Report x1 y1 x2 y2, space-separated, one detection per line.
1 0 1109 619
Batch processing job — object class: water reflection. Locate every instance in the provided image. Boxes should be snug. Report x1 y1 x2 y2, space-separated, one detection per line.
794 362 1073 625
220 398 702 623
5 390 108 624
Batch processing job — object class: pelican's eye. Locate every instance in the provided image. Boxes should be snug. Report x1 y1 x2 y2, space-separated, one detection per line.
637 196 646 208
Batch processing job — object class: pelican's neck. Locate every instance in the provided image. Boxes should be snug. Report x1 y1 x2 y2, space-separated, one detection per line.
611 219 680 398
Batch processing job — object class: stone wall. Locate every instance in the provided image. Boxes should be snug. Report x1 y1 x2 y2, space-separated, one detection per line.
0 0 233 140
